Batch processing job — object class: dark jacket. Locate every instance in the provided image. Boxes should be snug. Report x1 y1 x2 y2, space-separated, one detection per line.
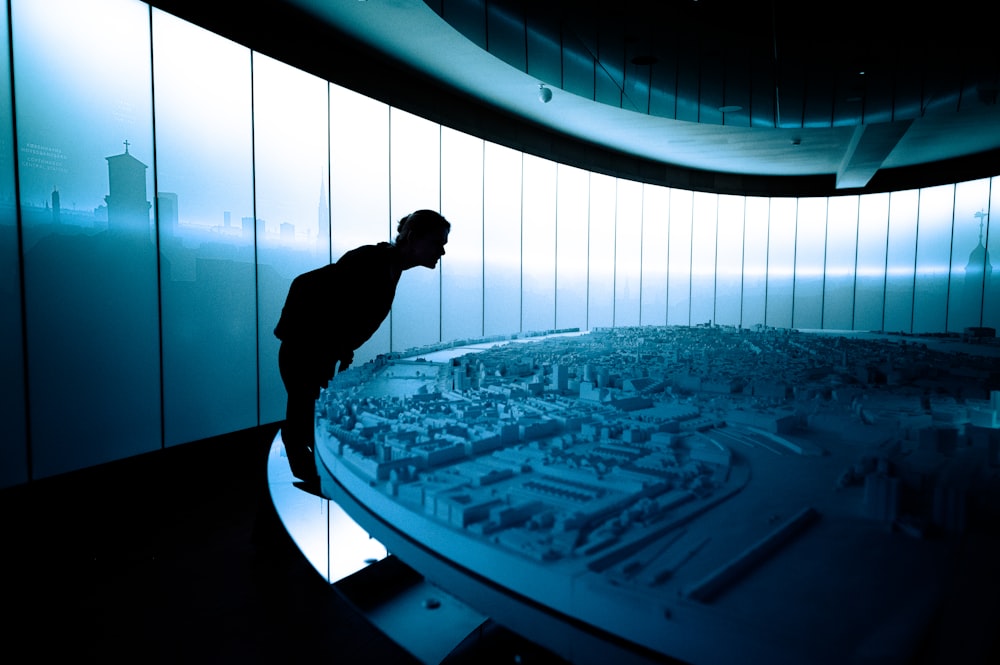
274 242 403 366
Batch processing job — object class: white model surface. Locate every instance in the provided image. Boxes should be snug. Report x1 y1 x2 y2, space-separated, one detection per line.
315 325 1000 665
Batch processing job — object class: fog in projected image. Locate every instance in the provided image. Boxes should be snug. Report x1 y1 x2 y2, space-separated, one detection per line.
1 0 997 485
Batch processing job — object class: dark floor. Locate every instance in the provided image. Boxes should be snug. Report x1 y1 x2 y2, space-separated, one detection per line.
0 425 567 665
8 426 994 665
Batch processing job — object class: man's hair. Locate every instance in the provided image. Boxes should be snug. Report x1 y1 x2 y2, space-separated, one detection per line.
395 209 450 247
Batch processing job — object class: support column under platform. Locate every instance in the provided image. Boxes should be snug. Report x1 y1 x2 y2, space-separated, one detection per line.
334 555 491 665
268 431 507 664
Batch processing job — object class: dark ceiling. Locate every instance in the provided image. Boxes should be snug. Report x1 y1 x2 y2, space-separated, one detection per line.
422 0 1000 189
441 0 997 129
150 0 1000 197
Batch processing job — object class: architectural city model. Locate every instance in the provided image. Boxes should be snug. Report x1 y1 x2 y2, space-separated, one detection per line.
314 325 1000 665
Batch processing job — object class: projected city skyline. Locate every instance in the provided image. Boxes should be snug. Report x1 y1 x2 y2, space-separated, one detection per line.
13 138 997 329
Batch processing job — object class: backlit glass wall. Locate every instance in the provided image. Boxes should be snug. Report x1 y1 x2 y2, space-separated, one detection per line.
793 197 827 330
950 179 992 332
715 195 745 326
152 12 258 446
767 198 797 328
389 108 442 352
639 185 669 326
614 179 642 327
440 126 484 342
588 173 616 328
690 192 718 326
522 154 557 333
329 82 391 366
885 190 920 332
0 4 26 487
555 164 589 329
667 189 693 326
14 0 161 478
252 53 331 426
483 142 521 336
824 195 859 330
914 185 954 333
2 0 996 487
854 193 890 331
741 197 770 327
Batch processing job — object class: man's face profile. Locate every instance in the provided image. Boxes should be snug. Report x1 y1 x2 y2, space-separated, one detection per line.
413 230 448 269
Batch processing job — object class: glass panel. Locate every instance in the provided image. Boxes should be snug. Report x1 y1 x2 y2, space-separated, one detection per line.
483 141 521 336
389 108 442 351
614 178 642 327
640 184 669 326
330 83 390 256
884 190 919 333
792 197 826 330
588 173 616 328
741 197 769 327
0 1 26 487
14 0 161 477
854 193 889 331
690 191 718 326
330 83 391 365
948 178 991 332
667 189 692 326
253 53 330 425
715 194 744 327
824 195 859 330
522 154 557 332
984 179 999 330
766 198 796 329
440 126 484 342
555 164 589 330
912 184 953 333
152 11 257 446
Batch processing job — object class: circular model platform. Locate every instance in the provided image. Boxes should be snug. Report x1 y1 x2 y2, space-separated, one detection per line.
307 327 999 665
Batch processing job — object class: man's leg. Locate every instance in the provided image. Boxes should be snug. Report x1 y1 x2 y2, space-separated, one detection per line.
278 343 320 483
282 388 319 482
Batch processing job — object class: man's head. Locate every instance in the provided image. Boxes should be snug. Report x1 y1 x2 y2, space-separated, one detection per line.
396 209 450 269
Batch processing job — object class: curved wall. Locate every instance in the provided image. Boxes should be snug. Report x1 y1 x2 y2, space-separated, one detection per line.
1 0 996 487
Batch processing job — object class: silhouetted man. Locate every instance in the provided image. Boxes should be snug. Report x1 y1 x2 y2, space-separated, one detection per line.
274 210 451 484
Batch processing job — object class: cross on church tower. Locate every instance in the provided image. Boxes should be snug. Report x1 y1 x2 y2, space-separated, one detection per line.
974 209 988 244
105 139 150 235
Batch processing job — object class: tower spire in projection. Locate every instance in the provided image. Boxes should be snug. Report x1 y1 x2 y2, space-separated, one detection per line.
51 185 60 224
975 210 988 247
967 210 993 273
318 171 330 248
963 210 993 327
104 140 151 237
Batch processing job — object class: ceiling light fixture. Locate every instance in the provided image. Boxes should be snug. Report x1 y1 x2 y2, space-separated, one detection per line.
538 84 552 103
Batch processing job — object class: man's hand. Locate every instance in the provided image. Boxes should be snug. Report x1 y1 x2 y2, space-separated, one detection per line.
336 350 354 374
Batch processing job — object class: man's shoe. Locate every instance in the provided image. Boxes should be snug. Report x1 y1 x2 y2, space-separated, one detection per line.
293 479 327 499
